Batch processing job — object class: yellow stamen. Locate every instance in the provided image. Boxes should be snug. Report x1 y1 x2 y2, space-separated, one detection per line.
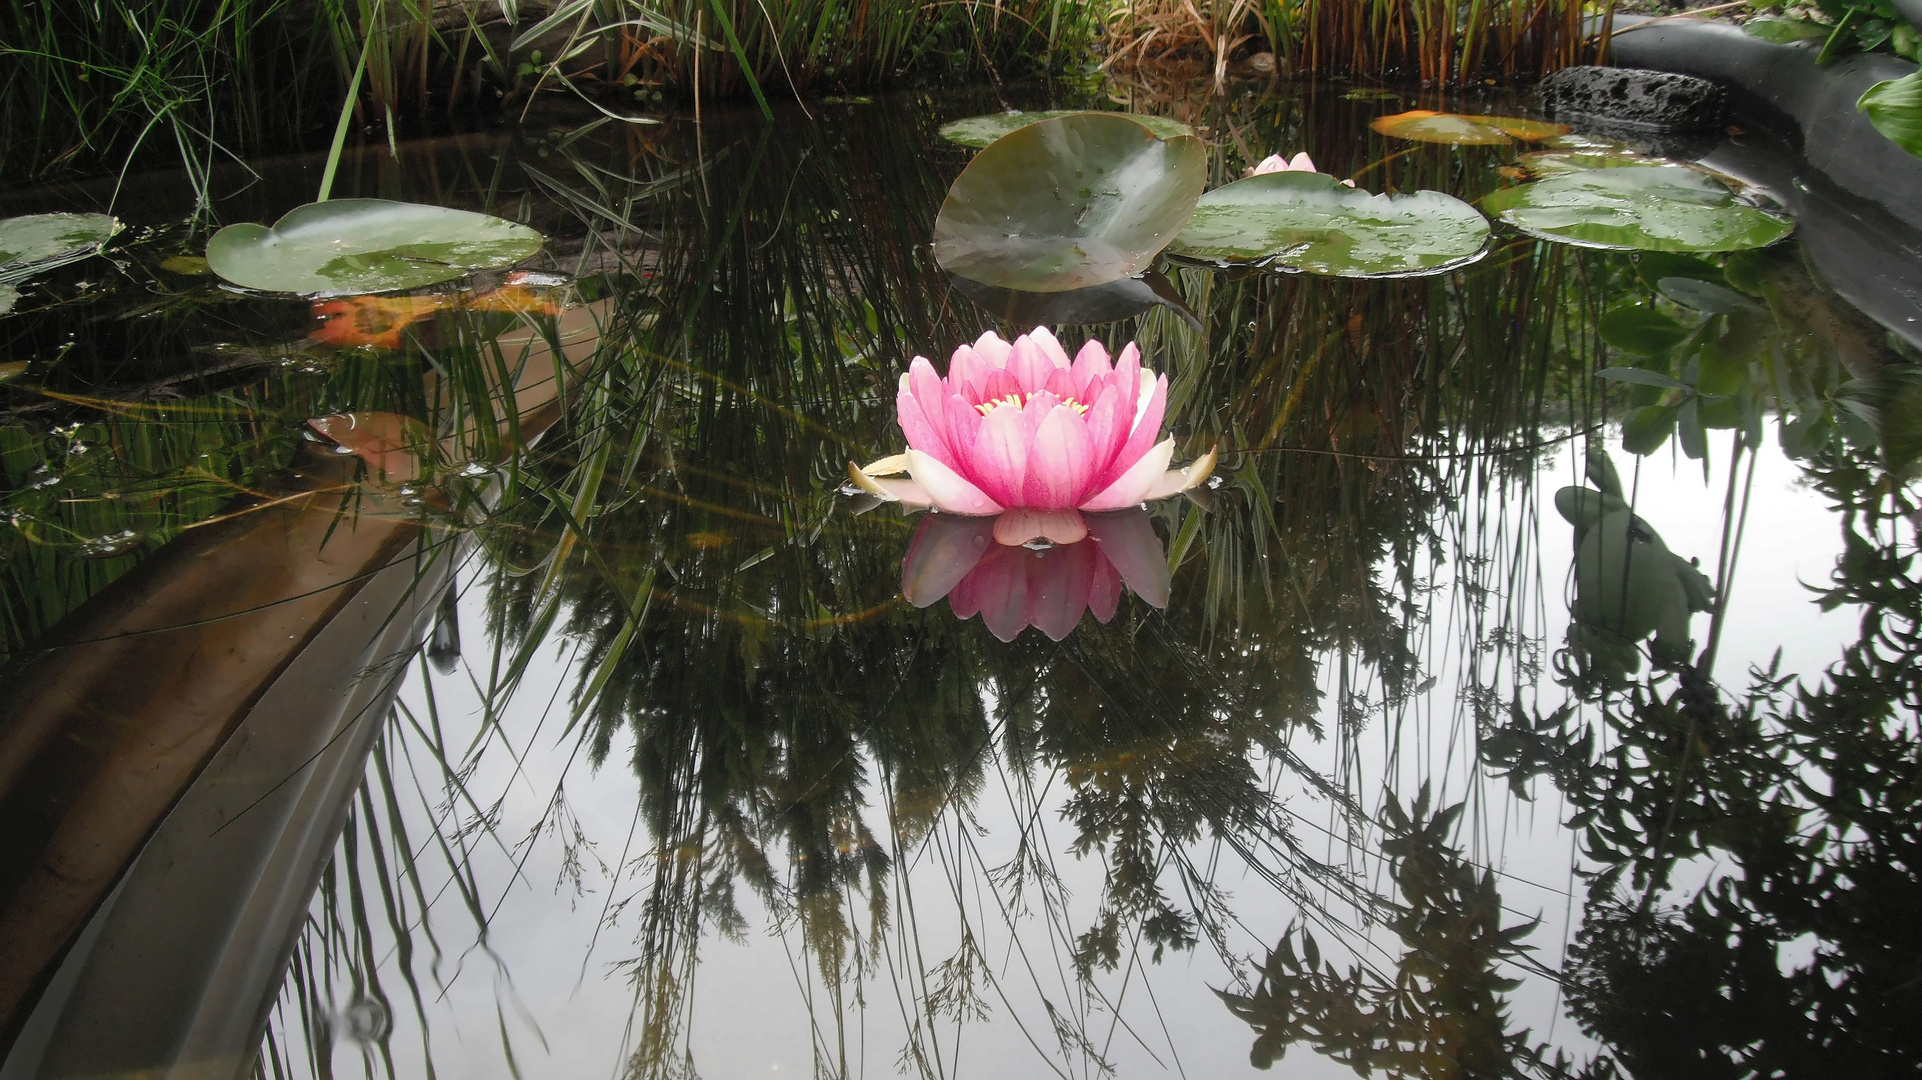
972 392 1091 417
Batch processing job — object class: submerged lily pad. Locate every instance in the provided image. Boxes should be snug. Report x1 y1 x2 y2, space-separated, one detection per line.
0 213 121 284
1164 171 1490 278
933 113 1207 293
1370 110 1569 146
205 199 544 296
939 110 1194 148
1482 164 1793 253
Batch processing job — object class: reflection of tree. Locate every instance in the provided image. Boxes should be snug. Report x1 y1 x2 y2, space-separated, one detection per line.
1488 451 1922 1075
1222 790 1580 1079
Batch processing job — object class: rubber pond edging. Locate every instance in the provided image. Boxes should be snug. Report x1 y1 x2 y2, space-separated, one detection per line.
1603 14 1922 233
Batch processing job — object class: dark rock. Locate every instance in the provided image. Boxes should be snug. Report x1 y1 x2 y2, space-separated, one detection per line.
1538 65 1727 131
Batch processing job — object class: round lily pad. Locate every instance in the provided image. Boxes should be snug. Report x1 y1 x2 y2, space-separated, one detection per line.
1515 148 1655 176
939 110 1194 148
933 113 1208 293
205 199 544 296
1370 110 1569 146
1482 164 1794 253
1164 171 1490 278
0 212 121 284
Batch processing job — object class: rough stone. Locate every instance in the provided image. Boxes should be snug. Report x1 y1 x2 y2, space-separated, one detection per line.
1537 65 1728 131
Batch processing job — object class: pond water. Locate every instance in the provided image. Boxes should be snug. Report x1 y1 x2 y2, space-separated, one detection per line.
2 82 1919 1080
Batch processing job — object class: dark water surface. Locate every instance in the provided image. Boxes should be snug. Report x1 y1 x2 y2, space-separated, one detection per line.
2 84 1919 1080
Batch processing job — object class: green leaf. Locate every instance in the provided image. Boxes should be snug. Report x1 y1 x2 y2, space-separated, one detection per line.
205 199 544 296
939 110 1194 149
1164 171 1490 278
1623 404 1679 455
1599 304 1690 354
1482 163 1795 252
0 213 121 284
1744 15 1832 42
1857 70 1922 159
1597 366 1692 390
933 114 1208 293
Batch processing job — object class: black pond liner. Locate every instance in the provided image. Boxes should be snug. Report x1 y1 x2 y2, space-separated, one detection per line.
1597 15 1922 348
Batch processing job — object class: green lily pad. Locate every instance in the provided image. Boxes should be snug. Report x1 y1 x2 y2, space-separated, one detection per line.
933 113 1208 293
939 110 1194 149
1370 110 1570 146
1515 147 1654 176
205 199 544 296
0 212 121 284
1482 163 1793 253
1164 171 1490 278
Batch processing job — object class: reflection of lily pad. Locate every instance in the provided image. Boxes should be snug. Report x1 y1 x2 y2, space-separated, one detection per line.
948 270 1201 331
1483 164 1793 252
1165 171 1489 278
0 213 121 284
1371 110 1569 145
940 110 1194 148
0 283 18 316
205 199 544 296
933 114 1207 293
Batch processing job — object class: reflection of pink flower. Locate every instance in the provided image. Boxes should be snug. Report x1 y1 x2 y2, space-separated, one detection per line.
1250 150 1355 186
902 509 1171 642
849 328 1214 517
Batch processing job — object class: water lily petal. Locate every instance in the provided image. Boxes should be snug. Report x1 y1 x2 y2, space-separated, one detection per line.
901 514 996 607
846 460 934 507
966 406 1029 507
1104 371 1167 490
979 367 1021 404
1070 338 1112 399
973 330 1013 368
1289 151 1316 171
1043 365 1078 401
1010 333 1059 393
1024 403 1095 509
950 344 991 392
904 450 1003 514
897 387 952 468
1086 509 1171 608
1080 382 1126 477
992 508 1089 547
1028 326 1073 369
1140 444 1218 501
1079 436 1175 511
907 356 955 452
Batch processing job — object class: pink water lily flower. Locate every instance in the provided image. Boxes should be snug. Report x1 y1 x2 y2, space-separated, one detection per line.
1250 150 1356 186
849 328 1215 535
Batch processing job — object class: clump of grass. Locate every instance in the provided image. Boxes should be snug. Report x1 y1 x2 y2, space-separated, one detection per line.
0 0 329 194
1103 0 1593 86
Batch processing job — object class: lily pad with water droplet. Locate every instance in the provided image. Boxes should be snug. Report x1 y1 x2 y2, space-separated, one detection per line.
1370 110 1570 146
1164 171 1490 278
0 213 121 284
1515 147 1655 176
933 113 1208 293
1482 163 1794 253
939 110 1194 149
205 199 544 297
